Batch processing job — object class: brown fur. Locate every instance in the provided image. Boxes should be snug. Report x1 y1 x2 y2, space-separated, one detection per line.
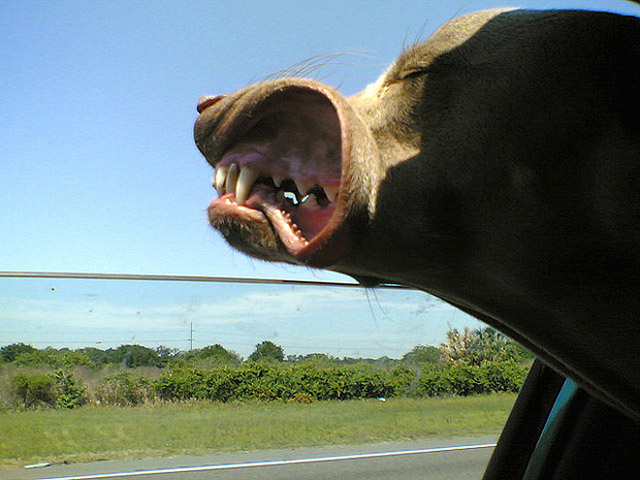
195 9 640 419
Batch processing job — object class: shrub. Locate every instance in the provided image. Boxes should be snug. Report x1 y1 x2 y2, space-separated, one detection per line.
478 360 528 393
418 364 455 397
289 392 314 403
153 364 398 403
320 367 393 400
97 372 153 406
53 370 87 409
9 371 56 408
4 358 529 408
389 365 419 396
154 369 208 401
445 363 485 395
416 361 528 397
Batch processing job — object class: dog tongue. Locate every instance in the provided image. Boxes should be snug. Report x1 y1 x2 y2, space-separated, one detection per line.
295 201 336 239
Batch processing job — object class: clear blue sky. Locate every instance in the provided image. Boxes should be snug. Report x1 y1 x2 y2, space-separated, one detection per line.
1 0 638 357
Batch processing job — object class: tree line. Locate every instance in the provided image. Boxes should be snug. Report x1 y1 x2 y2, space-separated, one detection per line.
0 327 532 369
1 328 533 409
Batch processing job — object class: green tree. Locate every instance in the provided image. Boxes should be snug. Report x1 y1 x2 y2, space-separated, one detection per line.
13 349 55 366
53 349 94 368
176 344 241 367
106 345 162 368
401 345 441 365
441 327 532 365
248 340 284 363
198 344 241 364
155 346 179 366
472 328 508 364
1 343 38 363
77 347 109 364
440 328 477 364
11 347 92 368
287 353 340 367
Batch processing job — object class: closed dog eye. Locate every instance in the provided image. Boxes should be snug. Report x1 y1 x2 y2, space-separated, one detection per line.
399 66 431 81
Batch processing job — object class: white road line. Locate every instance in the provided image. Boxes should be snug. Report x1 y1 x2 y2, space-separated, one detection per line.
25 443 497 480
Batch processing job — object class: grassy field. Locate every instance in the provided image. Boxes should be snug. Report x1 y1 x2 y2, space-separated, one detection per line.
0 394 516 468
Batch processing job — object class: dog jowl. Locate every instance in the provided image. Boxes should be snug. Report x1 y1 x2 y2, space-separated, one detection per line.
195 9 640 419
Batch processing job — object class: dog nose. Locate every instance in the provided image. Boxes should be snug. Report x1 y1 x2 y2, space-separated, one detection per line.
197 94 225 113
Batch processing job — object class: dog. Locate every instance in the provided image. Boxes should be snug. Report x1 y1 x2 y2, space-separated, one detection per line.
194 9 640 420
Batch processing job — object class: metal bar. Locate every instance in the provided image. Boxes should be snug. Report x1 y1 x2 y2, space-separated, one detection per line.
0 271 413 289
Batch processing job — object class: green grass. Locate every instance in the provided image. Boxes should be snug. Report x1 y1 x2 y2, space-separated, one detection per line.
0 394 516 468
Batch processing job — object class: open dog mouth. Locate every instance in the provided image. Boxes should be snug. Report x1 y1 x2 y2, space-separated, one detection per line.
197 87 345 258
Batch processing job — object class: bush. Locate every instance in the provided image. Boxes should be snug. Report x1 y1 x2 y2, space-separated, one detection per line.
418 365 458 397
154 364 398 403
154 369 207 401
4 359 529 409
53 370 87 409
478 360 528 393
97 372 153 406
289 392 314 403
389 365 419 396
417 361 528 397
10 371 56 408
8 370 88 409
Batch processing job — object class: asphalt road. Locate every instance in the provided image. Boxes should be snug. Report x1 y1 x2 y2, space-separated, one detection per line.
4 436 497 480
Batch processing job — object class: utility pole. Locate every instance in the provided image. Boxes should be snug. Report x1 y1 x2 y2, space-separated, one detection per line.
189 322 193 351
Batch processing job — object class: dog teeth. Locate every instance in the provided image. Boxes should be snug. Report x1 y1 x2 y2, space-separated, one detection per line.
214 166 228 195
272 174 284 188
212 163 337 207
297 181 314 198
236 166 259 205
225 163 239 196
324 185 338 203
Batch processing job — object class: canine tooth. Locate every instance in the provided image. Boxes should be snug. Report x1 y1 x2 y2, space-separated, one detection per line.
298 181 314 197
324 185 338 203
292 180 303 195
272 174 284 188
225 163 239 196
236 166 259 205
215 166 228 195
